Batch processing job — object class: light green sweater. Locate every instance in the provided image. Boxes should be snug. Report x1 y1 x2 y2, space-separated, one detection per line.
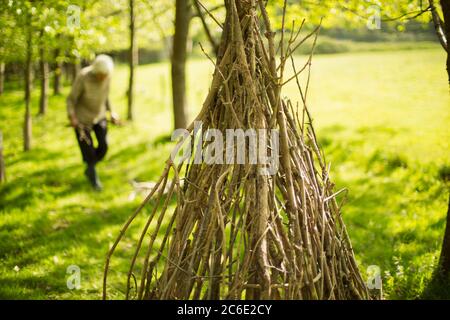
67 66 111 126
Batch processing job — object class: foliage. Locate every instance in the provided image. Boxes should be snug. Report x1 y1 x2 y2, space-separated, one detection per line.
268 0 436 30
0 0 175 64
1 0 439 65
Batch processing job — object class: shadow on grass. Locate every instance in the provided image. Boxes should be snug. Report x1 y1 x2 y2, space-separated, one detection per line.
0 176 178 298
152 134 173 146
421 271 450 299
107 141 150 163
0 268 70 299
0 200 137 260
340 175 395 267
6 148 66 167
0 163 86 210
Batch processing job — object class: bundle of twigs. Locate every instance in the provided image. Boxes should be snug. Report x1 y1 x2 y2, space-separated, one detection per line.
103 0 369 300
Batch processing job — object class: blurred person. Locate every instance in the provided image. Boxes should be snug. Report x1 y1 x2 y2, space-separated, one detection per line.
67 54 120 191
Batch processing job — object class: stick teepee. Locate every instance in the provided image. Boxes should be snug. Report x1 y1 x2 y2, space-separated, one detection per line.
103 0 369 300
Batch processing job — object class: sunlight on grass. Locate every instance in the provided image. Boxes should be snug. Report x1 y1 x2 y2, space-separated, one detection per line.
0 47 449 299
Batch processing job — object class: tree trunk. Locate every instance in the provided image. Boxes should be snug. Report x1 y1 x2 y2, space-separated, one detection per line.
439 195 450 277
437 0 450 278
440 0 450 84
64 62 70 83
39 43 49 115
24 15 32 152
127 0 138 121
0 62 5 95
0 131 5 183
53 48 62 95
171 0 191 129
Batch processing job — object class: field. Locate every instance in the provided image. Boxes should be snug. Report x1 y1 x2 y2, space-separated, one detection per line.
0 46 449 299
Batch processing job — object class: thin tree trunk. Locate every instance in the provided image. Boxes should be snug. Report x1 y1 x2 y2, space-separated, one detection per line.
437 0 450 278
64 62 71 83
39 37 49 115
430 0 448 51
0 62 5 95
440 0 450 84
0 131 5 183
53 48 62 95
24 14 32 152
171 0 191 129
127 0 138 121
439 195 450 276
423 0 450 280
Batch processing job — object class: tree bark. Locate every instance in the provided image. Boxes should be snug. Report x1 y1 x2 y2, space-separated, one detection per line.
39 39 49 115
64 62 71 83
440 0 450 84
0 131 5 183
53 48 62 95
437 0 450 278
430 0 448 51
439 195 450 277
171 0 191 129
127 0 138 121
0 62 5 95
24 13 32 152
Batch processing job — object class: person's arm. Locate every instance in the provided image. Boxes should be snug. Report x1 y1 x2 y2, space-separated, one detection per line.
107 99 120 124
66 73 83 127
105 82 120 124
106 98 112 112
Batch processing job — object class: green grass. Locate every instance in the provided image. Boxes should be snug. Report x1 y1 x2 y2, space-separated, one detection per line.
0 46 449 299
294 36 440 55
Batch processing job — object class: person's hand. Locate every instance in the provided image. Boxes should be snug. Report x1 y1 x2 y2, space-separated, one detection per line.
110 111 121 125
69 115 79 128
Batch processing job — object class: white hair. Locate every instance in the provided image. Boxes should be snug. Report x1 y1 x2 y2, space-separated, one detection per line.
92 54 114 75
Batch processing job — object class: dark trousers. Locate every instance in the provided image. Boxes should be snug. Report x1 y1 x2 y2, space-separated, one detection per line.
75 119 108 166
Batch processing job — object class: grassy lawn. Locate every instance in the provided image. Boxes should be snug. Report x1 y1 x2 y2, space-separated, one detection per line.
0 46 449 299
